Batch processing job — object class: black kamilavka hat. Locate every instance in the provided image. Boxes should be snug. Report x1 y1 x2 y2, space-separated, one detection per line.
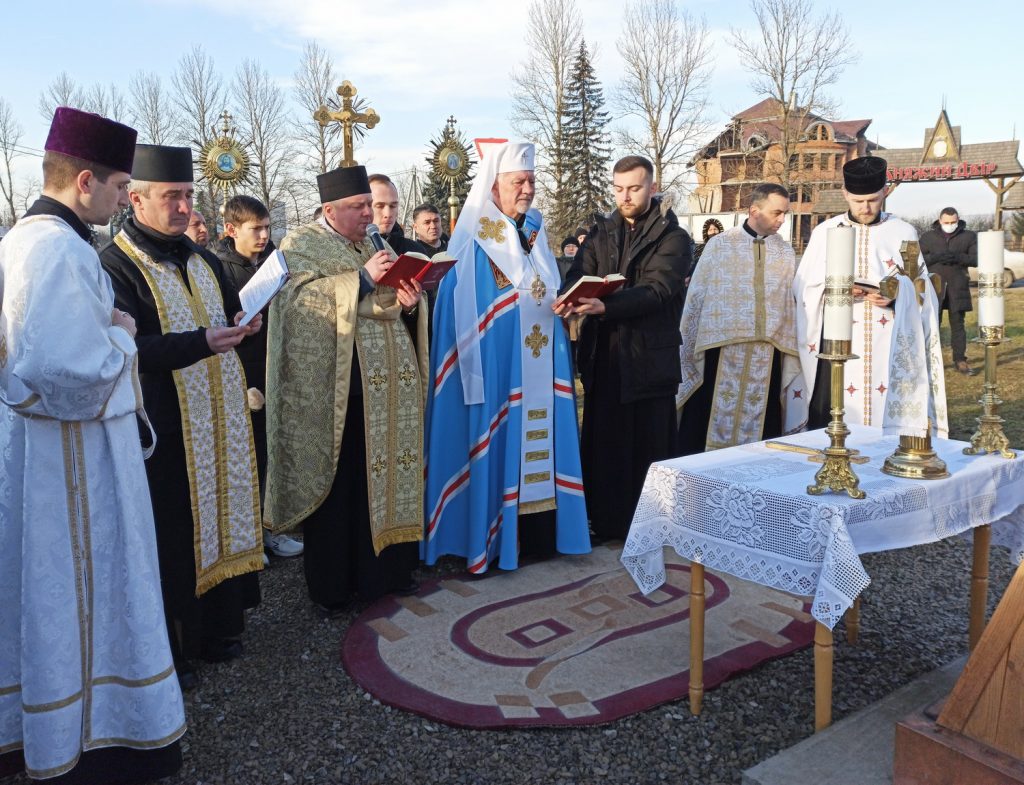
132 144 194 182
317 166 371 203
843 156 887 195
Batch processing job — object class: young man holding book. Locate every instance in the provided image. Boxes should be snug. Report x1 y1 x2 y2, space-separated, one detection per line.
556 155 689 542
212 195 302 560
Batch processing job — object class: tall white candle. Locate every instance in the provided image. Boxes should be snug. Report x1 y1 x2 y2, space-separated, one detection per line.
823 226 855 340
977 230 1004 327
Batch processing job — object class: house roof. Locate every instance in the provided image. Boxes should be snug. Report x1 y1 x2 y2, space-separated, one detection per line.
881 140 1022 176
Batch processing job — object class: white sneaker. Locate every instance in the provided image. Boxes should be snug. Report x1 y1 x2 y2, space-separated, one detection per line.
264 532 303 558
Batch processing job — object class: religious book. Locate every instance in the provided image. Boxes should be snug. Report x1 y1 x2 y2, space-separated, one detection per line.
555 274 626 307
238 249 289 326
378 251 457 290
853 278 879 293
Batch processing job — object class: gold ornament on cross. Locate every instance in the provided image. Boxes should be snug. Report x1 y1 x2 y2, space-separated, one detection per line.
478 217 506 244
314 81 380 168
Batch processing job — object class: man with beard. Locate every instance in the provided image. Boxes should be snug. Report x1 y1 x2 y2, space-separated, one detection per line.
677 183 806 455
424 140 590 573
100 145 264 688
794 156 947 432
556 155 689 542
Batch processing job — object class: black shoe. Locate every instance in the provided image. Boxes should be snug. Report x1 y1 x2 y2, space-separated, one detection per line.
176 661 198 691
394 580 420 597
315 601 351 619
200 637 243 663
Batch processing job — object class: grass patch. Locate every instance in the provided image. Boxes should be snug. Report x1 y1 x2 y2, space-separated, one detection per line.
941 288 1024 449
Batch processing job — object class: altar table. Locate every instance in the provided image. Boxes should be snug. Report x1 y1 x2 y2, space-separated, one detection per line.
621 426 1024 730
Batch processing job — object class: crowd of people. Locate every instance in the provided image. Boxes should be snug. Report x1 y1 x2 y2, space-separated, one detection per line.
0 106 974 784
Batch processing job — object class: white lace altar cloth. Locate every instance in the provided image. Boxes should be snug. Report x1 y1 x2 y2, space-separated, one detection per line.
622 426 1024 629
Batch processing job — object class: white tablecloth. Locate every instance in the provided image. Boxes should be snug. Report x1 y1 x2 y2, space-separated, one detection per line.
621 426 1024 628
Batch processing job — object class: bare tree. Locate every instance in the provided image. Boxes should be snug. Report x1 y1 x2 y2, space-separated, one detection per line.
81 83 127 121
171 46 225 218
729 0 858 188
0 99 24 226
128 71 178 144
509 0 581 208
233 59 293 216
38 72 83 122
171 46 224 147
16 175 41 217
292 40 343 178
615 0 714 196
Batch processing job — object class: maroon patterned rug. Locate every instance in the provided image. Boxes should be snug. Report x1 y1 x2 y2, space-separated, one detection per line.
341 544 814 728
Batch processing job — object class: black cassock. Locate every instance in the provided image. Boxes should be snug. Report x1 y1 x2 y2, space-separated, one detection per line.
99 219 260 664
677 346 786 456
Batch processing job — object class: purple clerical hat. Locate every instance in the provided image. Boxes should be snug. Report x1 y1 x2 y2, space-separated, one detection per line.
44 107 137 174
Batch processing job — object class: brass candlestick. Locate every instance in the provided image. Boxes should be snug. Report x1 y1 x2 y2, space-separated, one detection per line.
807 338 865 499
963 324 1017 458
881 241 949 480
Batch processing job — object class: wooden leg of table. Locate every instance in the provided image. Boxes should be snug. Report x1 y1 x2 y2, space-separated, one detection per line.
969 524 992 651
844 597 861 645
689 562 705 717
814 622 834 732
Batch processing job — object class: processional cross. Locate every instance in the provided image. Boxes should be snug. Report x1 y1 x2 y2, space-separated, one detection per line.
314 81 380 168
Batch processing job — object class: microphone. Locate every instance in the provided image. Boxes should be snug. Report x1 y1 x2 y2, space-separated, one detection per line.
366 223 387 254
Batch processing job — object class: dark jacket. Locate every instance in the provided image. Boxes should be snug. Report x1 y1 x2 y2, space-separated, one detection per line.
565 198 690 403
919 219 977 312
211 236 274 393
100 217 246 434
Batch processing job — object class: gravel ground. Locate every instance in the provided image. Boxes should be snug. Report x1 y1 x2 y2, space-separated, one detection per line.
5 537 1015 785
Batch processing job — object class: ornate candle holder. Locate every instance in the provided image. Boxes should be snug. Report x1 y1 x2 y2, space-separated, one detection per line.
807 342 866 499
881 241 949 480
963 324 1017 458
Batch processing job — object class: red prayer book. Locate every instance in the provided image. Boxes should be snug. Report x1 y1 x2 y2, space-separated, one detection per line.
555 274 626 307
378 252 457 290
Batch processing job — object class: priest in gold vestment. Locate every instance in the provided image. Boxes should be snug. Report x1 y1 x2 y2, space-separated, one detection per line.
677 183 807 453
264 166 428 615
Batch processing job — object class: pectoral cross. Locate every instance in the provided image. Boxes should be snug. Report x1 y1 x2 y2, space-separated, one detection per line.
314 81 380 168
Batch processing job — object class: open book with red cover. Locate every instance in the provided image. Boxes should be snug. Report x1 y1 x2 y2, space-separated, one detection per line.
555 274 626 307
378 251 457 290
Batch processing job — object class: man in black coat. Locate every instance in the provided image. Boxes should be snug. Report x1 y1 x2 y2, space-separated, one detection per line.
919 207 977 374
100 145 263 689
211 195 303 560
556 155 690 541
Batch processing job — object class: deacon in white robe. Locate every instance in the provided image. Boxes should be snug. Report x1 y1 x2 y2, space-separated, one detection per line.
793 157 947 432
677 184 806 453
0 108 184 783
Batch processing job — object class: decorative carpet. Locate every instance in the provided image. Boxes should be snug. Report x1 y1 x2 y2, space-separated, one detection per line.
341 544 815 728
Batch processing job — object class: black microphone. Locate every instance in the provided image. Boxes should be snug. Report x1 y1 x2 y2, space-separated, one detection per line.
366 223 387 253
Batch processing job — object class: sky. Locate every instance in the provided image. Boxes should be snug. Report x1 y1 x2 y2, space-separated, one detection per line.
3 0 1021 219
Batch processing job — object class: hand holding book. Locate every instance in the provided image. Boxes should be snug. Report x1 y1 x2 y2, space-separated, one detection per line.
554 274 626 309
378 251 457 290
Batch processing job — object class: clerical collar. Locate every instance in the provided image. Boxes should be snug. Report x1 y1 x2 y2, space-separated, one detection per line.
741 219 765 239
25 195 92 242
846 211 883 227
127 216 194 264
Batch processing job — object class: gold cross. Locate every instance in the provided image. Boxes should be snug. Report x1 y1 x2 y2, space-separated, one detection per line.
371 455 387 476
397 449 416 471
314 81 380 168
0 335 7 369
524 324 549 358
367 368 388 391
478 217 506 244
398 364 417 386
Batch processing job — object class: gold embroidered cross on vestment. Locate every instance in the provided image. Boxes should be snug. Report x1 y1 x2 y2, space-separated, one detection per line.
478 217 506 244
525 324 549 358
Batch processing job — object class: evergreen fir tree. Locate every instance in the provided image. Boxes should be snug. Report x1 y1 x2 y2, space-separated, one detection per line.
552 40 612 243
423 118 476 230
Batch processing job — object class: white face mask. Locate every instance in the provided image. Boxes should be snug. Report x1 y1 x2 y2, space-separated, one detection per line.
941 222 958 234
